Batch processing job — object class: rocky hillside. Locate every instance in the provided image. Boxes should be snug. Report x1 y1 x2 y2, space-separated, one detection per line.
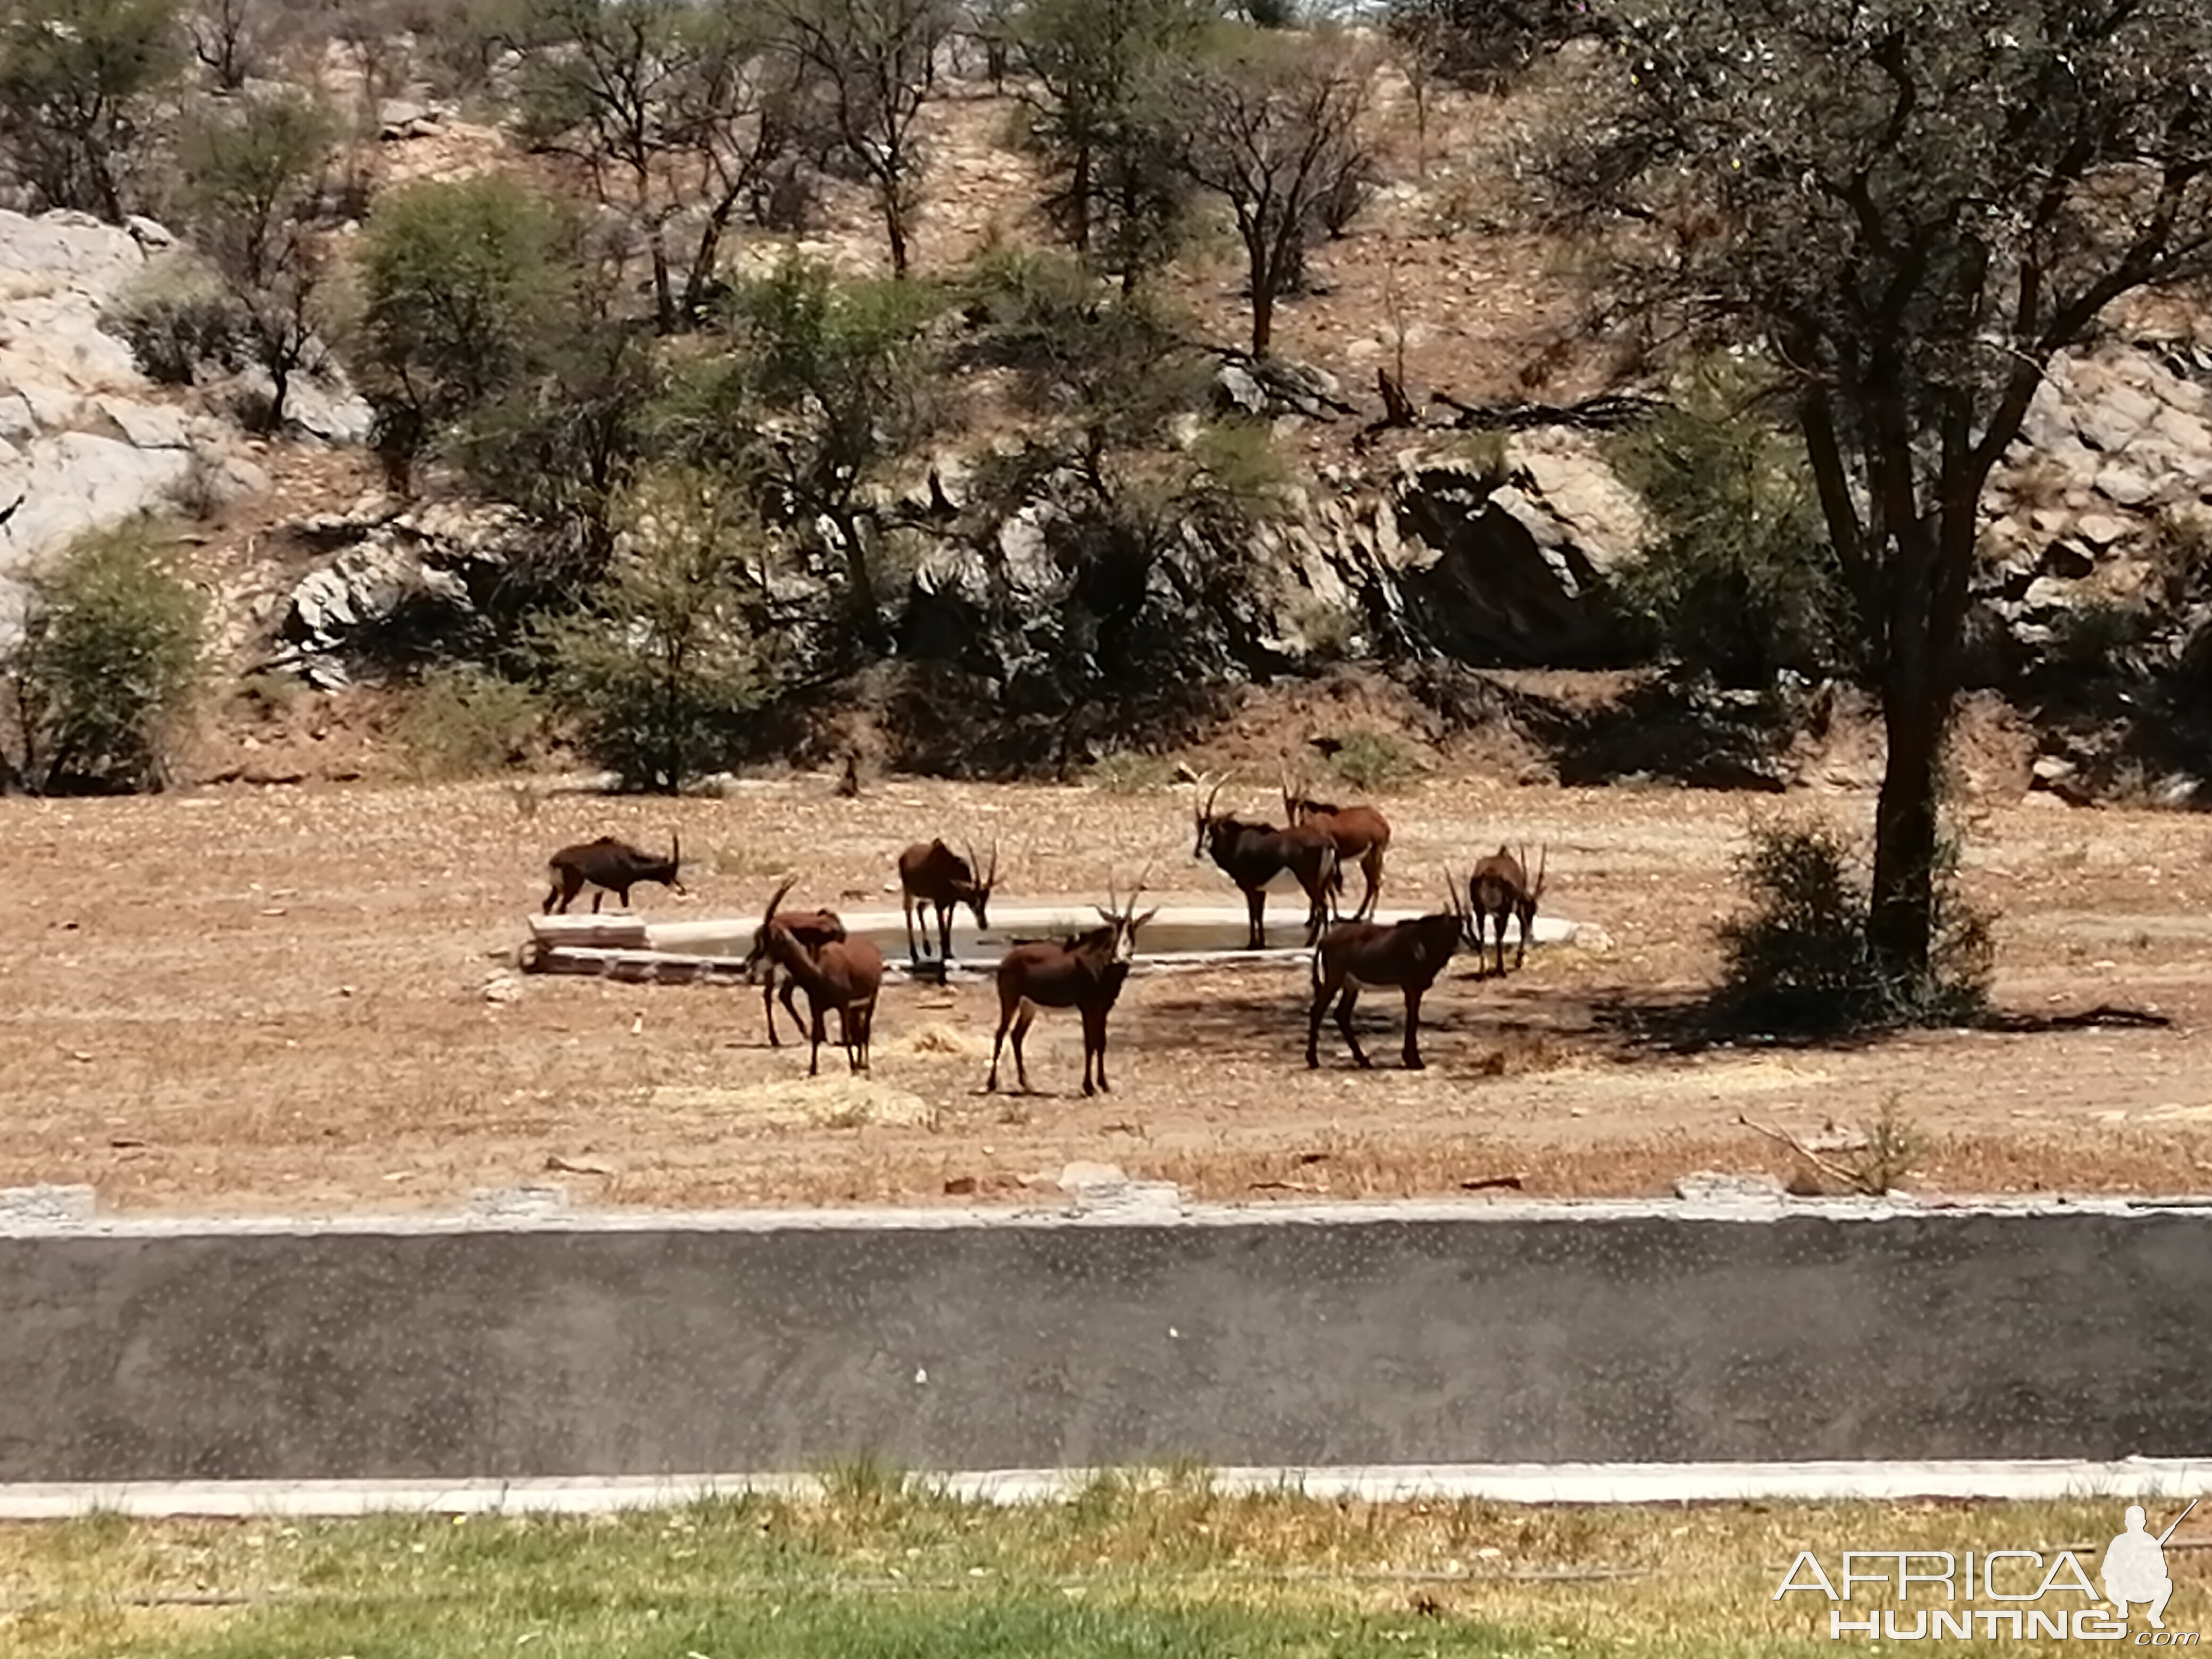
3 23 2211 801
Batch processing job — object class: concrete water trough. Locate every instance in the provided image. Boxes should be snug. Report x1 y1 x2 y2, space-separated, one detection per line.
518 902 1588 983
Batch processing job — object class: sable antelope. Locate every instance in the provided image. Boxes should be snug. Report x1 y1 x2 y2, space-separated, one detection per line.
738 887 848 1048
1191 774 1341 950
1281 765 1392 921
897 837 1000 965
1307 871 1478 1071
986 875 1160 1097
1468 843 1549 976
542 832 685 914
754 875 883 1076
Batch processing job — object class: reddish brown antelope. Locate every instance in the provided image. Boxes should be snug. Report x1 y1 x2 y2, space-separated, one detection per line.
1191 775 1341 950
985 876 1160 1097
897 837 1001 966
1306 873 1478 1071
755 875 883 1076
1468 843 1549 976
738 887 848 1048
1281 765 1392 922
542 832 685 914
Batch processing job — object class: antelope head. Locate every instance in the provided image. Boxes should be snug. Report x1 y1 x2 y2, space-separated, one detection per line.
1192 774 1228 858
1098 868 1162 965
1516 843 1549 930
1444 866 1479 951
962 838 1001 928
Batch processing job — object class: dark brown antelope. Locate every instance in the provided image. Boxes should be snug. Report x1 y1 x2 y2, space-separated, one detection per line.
1191 775 1340 950
738 886 848 1048
1281 765 1392 922
897 837 1000 965
985 876 1160 1097
1468 843 1549 976
755 875 883 1076
1306 872 1478 1071
542 832 685 914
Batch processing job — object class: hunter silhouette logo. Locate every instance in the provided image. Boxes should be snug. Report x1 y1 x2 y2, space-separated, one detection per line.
1775 1499 2202 1642
2103 1501 2194 1632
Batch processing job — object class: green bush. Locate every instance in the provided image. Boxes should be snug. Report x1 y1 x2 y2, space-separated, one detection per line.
5 525 205 793
1607 360 1854 685
390 666 543 780
1715 816 1992 1034
2051 597 2157 676
351 175 579 486
1327 729 1417 793
532 471 767 793
104 269 249 386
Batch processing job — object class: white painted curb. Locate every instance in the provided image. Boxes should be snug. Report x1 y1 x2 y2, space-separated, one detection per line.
5 1461 2210 1519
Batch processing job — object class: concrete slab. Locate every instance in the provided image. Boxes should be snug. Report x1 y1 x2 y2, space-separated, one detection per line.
7 1197 2212 1488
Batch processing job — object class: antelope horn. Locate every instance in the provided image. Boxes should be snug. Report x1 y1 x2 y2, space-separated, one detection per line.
1534 843 1549 894
1202 775 1226 819
763 872 798 925
1126 860 1153 910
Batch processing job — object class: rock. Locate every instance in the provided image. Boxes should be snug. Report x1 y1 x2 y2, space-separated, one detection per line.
1214 362 1268 415
1056 1159 1129 1194
1675 1170 1788 1203
2042 541 2097 580
2071 368 2161 450
279 502 518 661
2094 464 2161 508
2073 511 2131 547
1389 443 1645 666
0 207 383 643
0 1183 97 1223
376 100 445 141
466 1184 568 1217
2151 404 2212 457
91 396 190 450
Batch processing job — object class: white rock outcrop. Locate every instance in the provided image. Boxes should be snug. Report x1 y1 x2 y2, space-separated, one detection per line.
0 207 368 646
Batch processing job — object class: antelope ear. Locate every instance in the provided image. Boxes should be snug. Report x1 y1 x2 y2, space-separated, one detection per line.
1134 907 1160 929
1095 906 1116 924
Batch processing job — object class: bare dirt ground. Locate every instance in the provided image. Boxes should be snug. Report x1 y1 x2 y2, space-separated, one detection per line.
5 765 2212 1218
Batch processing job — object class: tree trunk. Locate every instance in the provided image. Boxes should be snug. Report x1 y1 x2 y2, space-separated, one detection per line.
1071 143 1093 252
1868 670 1942 976
1866 511 1948 979
883 186 909 278
1249 265 1273 357
834 509 892 658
